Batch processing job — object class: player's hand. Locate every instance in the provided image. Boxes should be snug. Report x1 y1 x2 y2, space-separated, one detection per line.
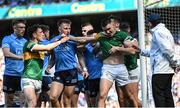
61 33 67 37
109 46 119 54
127 47 137 54
175 66 180 73
45 68 51 75
60 36 69 43
82 71 89 79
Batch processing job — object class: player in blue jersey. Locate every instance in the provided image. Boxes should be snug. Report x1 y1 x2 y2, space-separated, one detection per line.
37 25 53 107
2 19 27 107
49 19 88 107
80 22 103 107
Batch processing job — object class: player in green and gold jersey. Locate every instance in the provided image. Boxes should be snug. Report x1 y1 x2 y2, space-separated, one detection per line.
21 24 69 107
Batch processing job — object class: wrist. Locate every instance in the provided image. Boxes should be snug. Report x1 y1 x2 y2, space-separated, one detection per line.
82 67 87 72
58 40 62 44
19 56 23 60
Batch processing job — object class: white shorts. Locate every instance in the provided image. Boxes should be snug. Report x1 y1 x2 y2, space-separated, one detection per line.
128 67 140 83
21 78 42 94
101 64 130 86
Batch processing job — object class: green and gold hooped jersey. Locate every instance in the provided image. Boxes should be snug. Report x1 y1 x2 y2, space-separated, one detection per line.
95 31 132 60
22 41 44 80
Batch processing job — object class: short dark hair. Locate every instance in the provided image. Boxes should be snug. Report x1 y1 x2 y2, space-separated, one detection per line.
39 24 49 32
81 22 92 28
101 18 112 28
27 24 41 39
57 19 71 27
12 19 26 26
108 15 120 23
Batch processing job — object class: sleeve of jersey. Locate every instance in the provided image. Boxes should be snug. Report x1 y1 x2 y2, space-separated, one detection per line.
94 32 103 41
26 42 36 52
2 37 10 48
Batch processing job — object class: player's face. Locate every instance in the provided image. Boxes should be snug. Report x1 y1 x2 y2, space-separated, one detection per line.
44 30 50 40
81 25 94 37
59 23 71 36
14 22 26 37
35 28 45 42
102 23 116 37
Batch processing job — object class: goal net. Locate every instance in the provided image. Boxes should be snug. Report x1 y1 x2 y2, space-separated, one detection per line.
143 0 180 107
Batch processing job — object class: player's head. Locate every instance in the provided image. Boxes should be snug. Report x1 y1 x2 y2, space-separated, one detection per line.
120 22 131 34
81 22 94 37
27 24 45 42
101 18 117 37
57 19 71 36
108 15 120 31
39 25 50 40
12 19 26 37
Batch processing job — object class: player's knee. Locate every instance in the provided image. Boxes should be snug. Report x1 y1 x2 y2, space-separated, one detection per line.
99 93 107 101
28 98 37 107
49 94 58 102
64 93 72 99
127 93 136 101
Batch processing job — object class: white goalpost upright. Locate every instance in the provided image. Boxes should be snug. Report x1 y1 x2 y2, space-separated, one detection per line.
138 0 180 107
137 0 147 107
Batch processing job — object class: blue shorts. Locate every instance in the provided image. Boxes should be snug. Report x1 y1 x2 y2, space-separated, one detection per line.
3 75 21 93
42 76 53 92
74 80 85 94
87 78 100 97
53 68 78 86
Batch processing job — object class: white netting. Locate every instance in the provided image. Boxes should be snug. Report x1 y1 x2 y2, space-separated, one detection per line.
144 1 180 107
145 6 180 37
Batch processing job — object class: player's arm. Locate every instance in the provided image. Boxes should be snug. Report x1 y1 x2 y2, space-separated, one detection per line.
69 33 101 44
77 51 89 79
109 46 137 55
2 37 23 60
45 52 55 74
32 36 69 51
69 36 95 43
2 48 23 60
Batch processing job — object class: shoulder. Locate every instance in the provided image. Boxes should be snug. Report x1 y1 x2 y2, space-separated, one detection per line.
24 41 36 49
94 32 105 40
2 34 12 41
116 31 128 36
21 37 27 42
115 31 130 41
50 35 60 43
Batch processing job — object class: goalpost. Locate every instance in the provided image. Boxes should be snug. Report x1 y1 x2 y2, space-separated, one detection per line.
138 0 180 107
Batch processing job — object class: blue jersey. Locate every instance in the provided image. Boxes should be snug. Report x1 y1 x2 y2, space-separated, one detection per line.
84 43 103 79
2 34 27 76
50 35 78 72
40 39 51 76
